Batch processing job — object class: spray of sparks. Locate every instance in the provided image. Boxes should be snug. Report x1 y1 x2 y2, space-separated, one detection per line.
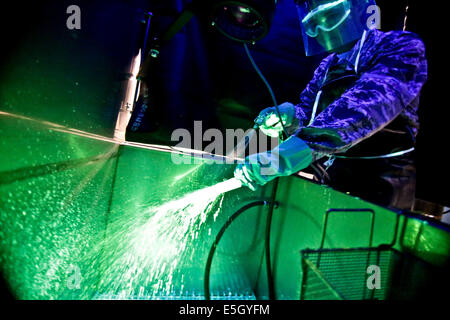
0 111 246 299
87 178 242 299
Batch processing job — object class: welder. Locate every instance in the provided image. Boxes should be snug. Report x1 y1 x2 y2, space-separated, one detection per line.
234 0 428 210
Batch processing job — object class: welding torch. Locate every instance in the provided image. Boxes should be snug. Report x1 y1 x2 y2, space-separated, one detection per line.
224 111 289 191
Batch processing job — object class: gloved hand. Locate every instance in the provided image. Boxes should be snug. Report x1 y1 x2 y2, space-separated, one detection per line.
254 102 299 138
234 136 313 191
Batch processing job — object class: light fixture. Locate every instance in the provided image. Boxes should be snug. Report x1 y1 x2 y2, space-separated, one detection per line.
210 0 277 43
138 0 278 79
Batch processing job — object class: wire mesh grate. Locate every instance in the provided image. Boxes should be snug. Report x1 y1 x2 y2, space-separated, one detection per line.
301 247 397 300
300 246 446 300
300 208 448 300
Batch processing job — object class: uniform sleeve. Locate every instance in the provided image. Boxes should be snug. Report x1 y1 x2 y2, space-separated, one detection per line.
297 32 428 155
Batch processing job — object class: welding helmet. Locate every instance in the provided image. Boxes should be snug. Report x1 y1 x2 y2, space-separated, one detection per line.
295 0 377 56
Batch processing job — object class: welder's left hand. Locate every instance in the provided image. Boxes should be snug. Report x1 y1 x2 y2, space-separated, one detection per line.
234 136 313 191
254 102 299 138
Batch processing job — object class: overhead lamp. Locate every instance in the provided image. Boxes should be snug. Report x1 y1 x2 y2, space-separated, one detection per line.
210 0 277 43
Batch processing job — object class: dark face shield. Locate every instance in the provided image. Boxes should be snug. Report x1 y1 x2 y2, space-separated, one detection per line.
296 0 377 56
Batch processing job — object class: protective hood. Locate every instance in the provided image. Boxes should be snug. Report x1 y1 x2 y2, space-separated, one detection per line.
296 0 378 56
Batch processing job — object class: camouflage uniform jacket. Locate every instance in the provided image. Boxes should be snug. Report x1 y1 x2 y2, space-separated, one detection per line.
295 29 428 158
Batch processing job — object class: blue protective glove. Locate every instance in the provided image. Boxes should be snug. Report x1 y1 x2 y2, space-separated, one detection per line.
234 136 313 191
254 102 299 138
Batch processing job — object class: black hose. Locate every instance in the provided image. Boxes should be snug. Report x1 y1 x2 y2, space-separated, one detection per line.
265 178 279 300
204 200 273 300
244 43 289 140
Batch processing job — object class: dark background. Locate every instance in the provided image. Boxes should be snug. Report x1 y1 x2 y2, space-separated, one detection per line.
0 0 447 302
0 0 447 207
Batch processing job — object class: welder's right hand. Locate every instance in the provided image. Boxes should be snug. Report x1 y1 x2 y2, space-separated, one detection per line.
234 136 313 191
254 102 298 138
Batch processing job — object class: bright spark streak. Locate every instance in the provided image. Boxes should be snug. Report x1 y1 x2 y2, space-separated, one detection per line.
92 178 242 299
